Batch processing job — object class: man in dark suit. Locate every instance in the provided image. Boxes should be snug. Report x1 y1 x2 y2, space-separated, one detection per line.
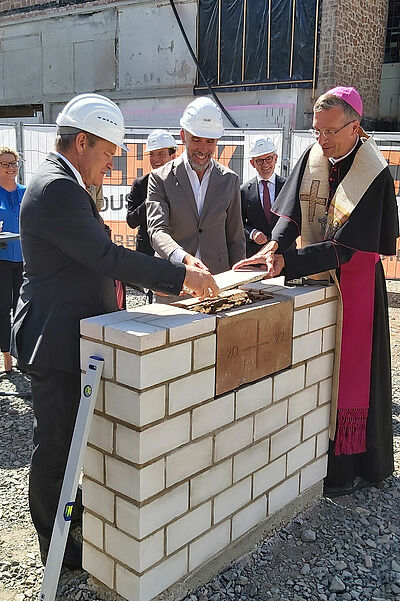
241 137 286 257
11 93 218 570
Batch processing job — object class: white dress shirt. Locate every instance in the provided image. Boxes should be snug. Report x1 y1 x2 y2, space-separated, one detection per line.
250 172 277 241
329 136 359 164
170 151 214 263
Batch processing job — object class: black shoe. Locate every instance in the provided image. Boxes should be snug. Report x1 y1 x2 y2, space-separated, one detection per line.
323 476 374 498
40 537 82 570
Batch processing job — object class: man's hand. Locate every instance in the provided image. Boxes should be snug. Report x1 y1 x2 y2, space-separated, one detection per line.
183 254 210 272
267 254 285 278
252 230 268 245
183 265 219 300
233 240 279 271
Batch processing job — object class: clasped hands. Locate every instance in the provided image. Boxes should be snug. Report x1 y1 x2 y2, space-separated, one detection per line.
233 240 285 278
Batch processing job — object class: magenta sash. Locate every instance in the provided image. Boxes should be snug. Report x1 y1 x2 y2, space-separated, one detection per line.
334 251 379 455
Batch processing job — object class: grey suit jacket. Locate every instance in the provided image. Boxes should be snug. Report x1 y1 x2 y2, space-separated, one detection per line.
146 155 245 275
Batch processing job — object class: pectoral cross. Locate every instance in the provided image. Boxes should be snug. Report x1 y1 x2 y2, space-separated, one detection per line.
300 180 327 222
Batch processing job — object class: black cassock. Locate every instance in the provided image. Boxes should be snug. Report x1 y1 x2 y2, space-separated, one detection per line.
271 140 398 485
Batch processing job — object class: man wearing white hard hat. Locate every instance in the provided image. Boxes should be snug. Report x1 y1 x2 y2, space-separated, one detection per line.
10 94 218 570
241 137 286 257
127 129 177 257
146 97 245 291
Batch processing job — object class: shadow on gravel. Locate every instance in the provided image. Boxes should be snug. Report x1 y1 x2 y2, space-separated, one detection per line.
0 369 33 470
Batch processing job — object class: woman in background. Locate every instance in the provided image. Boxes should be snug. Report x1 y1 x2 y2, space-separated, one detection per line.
0 146 25 372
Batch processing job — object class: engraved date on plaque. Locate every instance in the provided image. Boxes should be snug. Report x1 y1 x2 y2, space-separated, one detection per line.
215 298 293 396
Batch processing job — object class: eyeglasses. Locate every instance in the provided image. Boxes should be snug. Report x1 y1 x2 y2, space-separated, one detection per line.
0 161 19 169
309 120 356 139
254 156 276 166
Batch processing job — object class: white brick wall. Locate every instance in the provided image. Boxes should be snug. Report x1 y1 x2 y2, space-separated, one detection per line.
193 335 216 370
83 511 104 549
105 382 165 427
232 496 267 540
190 461 232 507
83 445 104 484
104 319 167 352
105 524 164 572
83 542 114 589
303 404 330 440
287 437 316 474
293 287 325 308
189 521 230 571
166 438 213 486
166 502 212 553
233 440 269 482
80 339 114 380
309 300 337 331
214 478 252 523
316 429 329 457
192 393 234 439
236 379 272 418
214 418 253 461
268 474 299 514
270 421 302 460
82 477 114 522
138 483 189 538
88 414 113 454
322 325 336 352
300 455 328 493
292 308 309 337
292 330 322 364
106 455 165 502
319 378 332 405
148 312 216 343
273 365 305 401
253 456 286 498
287 385 318 422
254 400 287 440
306 352 334 386
169 369 215 414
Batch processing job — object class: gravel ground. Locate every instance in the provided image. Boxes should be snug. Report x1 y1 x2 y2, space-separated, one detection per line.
0 283 399 601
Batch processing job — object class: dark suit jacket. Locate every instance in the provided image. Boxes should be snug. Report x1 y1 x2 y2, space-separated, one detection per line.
241 175 286 257
11 153 185 373
126 174 154 256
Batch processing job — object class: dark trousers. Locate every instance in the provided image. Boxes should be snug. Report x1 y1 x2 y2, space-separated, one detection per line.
0 260 23 352
28 366 82 550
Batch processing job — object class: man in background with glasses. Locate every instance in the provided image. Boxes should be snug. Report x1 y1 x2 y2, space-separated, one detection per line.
241 137 286 257
235 87 398 498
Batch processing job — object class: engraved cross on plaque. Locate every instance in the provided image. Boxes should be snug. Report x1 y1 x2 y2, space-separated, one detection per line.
300 180 327 222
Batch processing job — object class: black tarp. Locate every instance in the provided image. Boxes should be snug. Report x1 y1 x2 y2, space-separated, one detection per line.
197 0 319 90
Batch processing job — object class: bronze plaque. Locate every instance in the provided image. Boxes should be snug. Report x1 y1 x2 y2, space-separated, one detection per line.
215 297 293 396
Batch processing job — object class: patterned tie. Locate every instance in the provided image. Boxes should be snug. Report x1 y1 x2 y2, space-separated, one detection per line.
262 180 272 223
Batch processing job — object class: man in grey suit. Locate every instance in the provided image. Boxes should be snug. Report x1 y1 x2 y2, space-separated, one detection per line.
146 97 245 283
11 94 218 570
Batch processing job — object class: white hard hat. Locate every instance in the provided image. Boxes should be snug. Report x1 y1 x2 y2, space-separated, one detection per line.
146 129 178 152
249 137 277 158
180 97 224 139
56 93 128 151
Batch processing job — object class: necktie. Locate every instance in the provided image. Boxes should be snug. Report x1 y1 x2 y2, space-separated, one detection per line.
262 180 272 223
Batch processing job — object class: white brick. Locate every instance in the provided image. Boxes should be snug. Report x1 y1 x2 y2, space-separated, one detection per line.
88 414 113 453
232 496 267 540
166 438 212 486
82 477 114 522
116 549 187 601
306 353 334 386
115 497 140 538
233 440 269 482
105 524 164 572
293 287 325 308
287 437 316 474
268 474 299 514
214 418 253 461
300 455 328 493
322 325 336 352
292 331 322 364
288 385 318 422
116 342 191 389
319 378 332 405
254 400 287 440
316 429 329 457
293 308 309 336
81 310 134 340
253 456 286 498
138 483 188 539
95 380 104 412
189 521 230 571
80 338 114 379
193 335 216 370
169 369 215 414
83 511 103 549
325 285 338 299
83 542 114 589
148 312 216 342
191 461 232 507
116 413 190 464
105 381 165 427
104 319 167 351
303 404 330 439
236 379 272 418
270 421 302 460
106 455 164 502
214 478 252 523
192 393 234 439
309 300 337 331
167 502 212 554
83 445 104 483
273 365 305 402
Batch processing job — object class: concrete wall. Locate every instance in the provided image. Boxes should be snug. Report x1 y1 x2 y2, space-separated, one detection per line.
380 63 400 122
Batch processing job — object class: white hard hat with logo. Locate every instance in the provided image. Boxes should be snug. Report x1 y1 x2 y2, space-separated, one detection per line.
146 129 178 152
56 93 128 151
249 137 277 158
180 97 224 139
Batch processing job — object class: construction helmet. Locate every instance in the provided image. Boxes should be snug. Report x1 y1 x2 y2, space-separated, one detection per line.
56 93 128 151
249 137 277 158
180 97 224 139
146 129 178 152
